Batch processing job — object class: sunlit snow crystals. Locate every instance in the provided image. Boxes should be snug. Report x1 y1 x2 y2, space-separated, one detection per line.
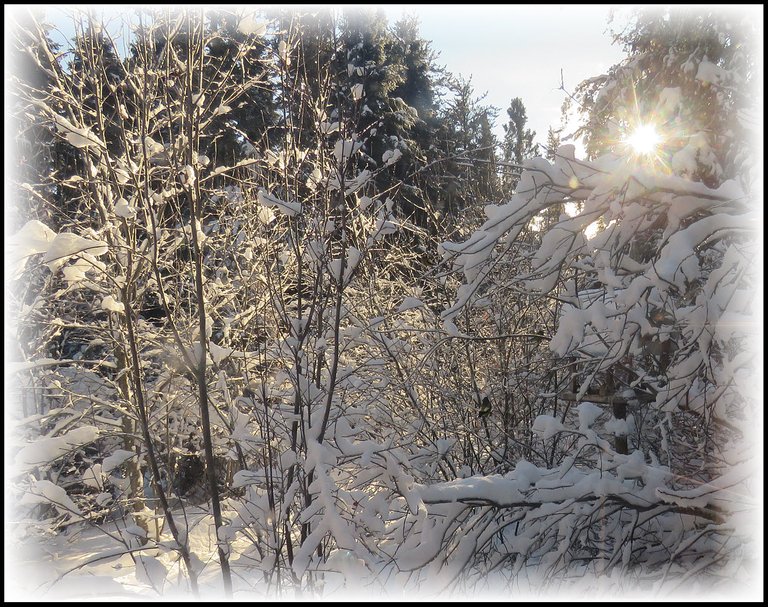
359 195 374 211
278 39 290 66
333 138 362 163
113 164 131 184
53 114 104 150
9 219 56 277
382 148 403 166
62 254 99 285
181 164 196 186
102 295 125 313
443 319 467 338
114 197 138 219
256 204 276 225
351 83 364 100
373 214 398 239
43 232 109 272
398 296 424 313
237 13 266 36
306 166 324 190
257 188 302 217
319 121 339 135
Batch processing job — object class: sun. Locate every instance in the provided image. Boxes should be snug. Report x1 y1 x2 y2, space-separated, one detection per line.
626 124 661 155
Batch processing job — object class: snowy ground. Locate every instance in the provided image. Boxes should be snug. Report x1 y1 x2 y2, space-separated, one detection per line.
8 505 228 601
7 502 366 601
7 501 759 602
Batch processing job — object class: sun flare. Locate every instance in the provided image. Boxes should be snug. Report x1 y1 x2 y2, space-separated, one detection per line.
626 124 661 155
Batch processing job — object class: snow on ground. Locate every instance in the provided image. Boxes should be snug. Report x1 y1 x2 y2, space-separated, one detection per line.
7 504 233 601
6 498 759 601
8 500 351 601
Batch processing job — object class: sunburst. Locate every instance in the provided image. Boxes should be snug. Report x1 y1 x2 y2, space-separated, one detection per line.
589 79 677 173
626 123 661 155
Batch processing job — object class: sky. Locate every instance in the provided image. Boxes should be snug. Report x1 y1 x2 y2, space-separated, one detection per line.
378 5 630 149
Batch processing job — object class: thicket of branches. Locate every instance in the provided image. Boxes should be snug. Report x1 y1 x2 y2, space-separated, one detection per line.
6 7 761 600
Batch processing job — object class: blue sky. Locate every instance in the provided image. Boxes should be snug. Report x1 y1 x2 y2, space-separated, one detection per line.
380 5 630 148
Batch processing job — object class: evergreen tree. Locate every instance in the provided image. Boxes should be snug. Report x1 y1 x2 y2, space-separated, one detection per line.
474 107 500 201
386 14 445 226
540 127 564 227
543 126 562 162
339 9 408 197
570 7 758 189
9 12 61 229
439 76 500 212
70 22 125 155
203 10 277 168
501 97 536 193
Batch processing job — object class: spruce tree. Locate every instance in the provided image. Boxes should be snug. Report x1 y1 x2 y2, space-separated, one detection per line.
501 97 536 193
